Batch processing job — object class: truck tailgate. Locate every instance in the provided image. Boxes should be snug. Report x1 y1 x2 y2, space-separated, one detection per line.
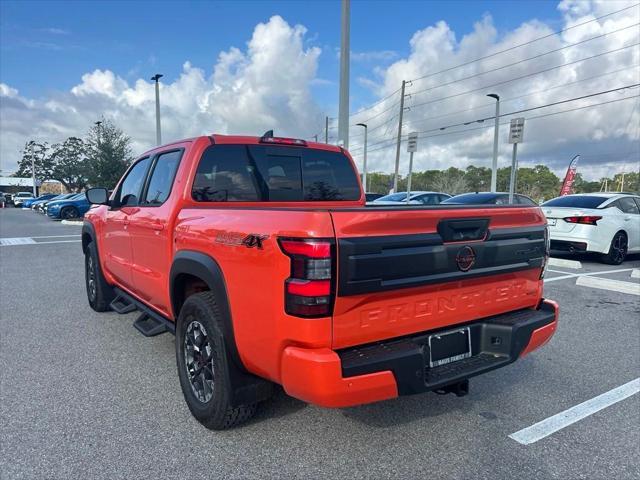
329 206 547 349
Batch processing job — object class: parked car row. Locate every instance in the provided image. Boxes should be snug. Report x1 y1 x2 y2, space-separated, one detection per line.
366 190 639 264
23 192 92 219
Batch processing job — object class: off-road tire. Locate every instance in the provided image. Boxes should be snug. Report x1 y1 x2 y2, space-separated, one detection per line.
601 231 627 265
176 291 257 430
85 241 115 311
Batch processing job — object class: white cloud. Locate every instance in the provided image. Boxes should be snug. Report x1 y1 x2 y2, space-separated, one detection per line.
347 1 640 181
0 15 322 173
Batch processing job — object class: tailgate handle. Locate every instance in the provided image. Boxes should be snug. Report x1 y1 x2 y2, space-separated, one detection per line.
437 218 489 242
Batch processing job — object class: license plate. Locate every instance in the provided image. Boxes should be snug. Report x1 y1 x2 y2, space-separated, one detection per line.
548 218 557 226
428 327 472 368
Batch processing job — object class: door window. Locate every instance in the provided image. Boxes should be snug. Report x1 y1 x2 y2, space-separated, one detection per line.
143 151 182 205
617 197 640 214
116 157 151 207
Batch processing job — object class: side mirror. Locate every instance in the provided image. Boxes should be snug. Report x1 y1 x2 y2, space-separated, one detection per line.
86 188 110 205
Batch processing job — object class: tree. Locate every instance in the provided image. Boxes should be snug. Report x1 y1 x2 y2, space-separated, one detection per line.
432 167 468 195
84 119 133 188
50 137 89 192
464 165 491 192
14 141 53 182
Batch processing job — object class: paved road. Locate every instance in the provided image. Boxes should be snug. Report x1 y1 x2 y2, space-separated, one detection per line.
1 208 639 479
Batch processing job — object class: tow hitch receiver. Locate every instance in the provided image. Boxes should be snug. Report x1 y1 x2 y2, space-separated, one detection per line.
434 380 469 397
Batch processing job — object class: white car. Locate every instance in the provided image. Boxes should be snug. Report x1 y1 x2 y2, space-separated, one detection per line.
370 191 451 206
542 193 640 264
12 191 34 207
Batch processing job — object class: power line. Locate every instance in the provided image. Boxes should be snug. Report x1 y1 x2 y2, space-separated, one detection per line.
406 42 639 112
407 23 639 98
352 65 638 146
408 3 640 84
352 95 640 153
402 64 640 129
350 87 640 152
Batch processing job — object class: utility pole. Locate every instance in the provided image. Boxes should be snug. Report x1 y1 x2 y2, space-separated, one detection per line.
325 116 329 143
487 93 500 192
393 80 407 192
151 74 163 145
338 0 350 148
356 123 368 191
31 150 36 197
313 135 318 142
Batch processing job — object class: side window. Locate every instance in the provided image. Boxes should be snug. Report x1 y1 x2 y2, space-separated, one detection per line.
117 157 151 206
495 195 509 205
617 197 640 214
143 150 182 205
634 198 640 211
192 146 259 202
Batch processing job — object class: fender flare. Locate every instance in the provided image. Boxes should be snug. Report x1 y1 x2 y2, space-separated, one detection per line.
170 250 272 406
81 221 96 254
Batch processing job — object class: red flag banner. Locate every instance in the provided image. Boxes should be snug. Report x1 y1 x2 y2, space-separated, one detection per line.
559 155 580 196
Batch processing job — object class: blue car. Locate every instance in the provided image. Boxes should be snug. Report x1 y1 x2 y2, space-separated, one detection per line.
31 193 76 212
46 193 91 219
23 193 57 208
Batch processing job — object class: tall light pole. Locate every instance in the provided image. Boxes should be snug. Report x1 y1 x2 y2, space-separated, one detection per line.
487 93 500 192
338 0 350 148
151 74 163 145
94 121 103 145
356 123 368 191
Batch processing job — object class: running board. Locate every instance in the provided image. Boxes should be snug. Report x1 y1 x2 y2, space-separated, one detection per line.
112 287 176 336
133 313 169 337
110 295 137 314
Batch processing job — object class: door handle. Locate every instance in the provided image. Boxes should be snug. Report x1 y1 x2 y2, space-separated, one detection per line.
123 218 130 226
151 222 165 231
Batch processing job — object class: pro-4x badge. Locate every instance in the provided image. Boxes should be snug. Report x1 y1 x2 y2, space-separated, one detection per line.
215 231 269 250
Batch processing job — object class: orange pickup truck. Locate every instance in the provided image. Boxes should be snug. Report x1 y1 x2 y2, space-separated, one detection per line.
82 132 558 429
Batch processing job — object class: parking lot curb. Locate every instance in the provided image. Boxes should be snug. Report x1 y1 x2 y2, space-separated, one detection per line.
548 257 582 269
61 220 84 226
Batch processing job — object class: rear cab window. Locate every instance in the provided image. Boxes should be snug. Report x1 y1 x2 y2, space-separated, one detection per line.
542 195 608 208
192 145 360 202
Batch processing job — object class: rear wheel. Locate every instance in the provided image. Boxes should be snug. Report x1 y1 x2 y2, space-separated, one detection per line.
61 206 79 219
601 231 627 265
85 242 115 311
176 291 257 430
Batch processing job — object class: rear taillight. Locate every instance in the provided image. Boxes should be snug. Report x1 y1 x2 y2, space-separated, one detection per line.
279 238 334 317
540 224 551 279
564 216 602 225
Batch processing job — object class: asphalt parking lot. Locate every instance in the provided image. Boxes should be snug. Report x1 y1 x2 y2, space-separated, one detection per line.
1 208 638 480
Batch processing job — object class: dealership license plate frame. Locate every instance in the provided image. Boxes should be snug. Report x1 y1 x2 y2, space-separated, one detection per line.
428 327 472 368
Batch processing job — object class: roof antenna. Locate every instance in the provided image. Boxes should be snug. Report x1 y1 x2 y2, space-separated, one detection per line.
261 130 274 139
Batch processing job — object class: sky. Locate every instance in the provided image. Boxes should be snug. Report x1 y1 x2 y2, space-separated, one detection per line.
1 0 639 181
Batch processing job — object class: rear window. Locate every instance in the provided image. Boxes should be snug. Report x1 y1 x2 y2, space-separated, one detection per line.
192 145 360 202
441 193 505 204
542 195 608 208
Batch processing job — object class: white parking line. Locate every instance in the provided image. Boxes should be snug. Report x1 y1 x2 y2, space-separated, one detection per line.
509 378 640 445
0 236 81 246
631 269 640 279
576 276 640 296
544 268 635 283
548 258 582 269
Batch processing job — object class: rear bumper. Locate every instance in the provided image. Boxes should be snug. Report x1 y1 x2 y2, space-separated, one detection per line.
280 299 558 407
549 230 609 254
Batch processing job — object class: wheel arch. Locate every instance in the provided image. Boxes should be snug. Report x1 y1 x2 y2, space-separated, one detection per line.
170 250 273 407
81 221 96 254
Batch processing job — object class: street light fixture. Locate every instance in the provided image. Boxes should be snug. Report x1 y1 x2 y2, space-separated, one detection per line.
356 123 368 192
487 93 500 192
151 74 163 145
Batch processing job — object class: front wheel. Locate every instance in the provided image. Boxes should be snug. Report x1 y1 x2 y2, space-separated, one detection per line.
601 231 628 265
85 242 115 311
61 206 79 219
176 292 257 430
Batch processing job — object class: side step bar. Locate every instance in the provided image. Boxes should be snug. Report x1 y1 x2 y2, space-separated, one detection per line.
109 295 137 314
112 287 176 336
